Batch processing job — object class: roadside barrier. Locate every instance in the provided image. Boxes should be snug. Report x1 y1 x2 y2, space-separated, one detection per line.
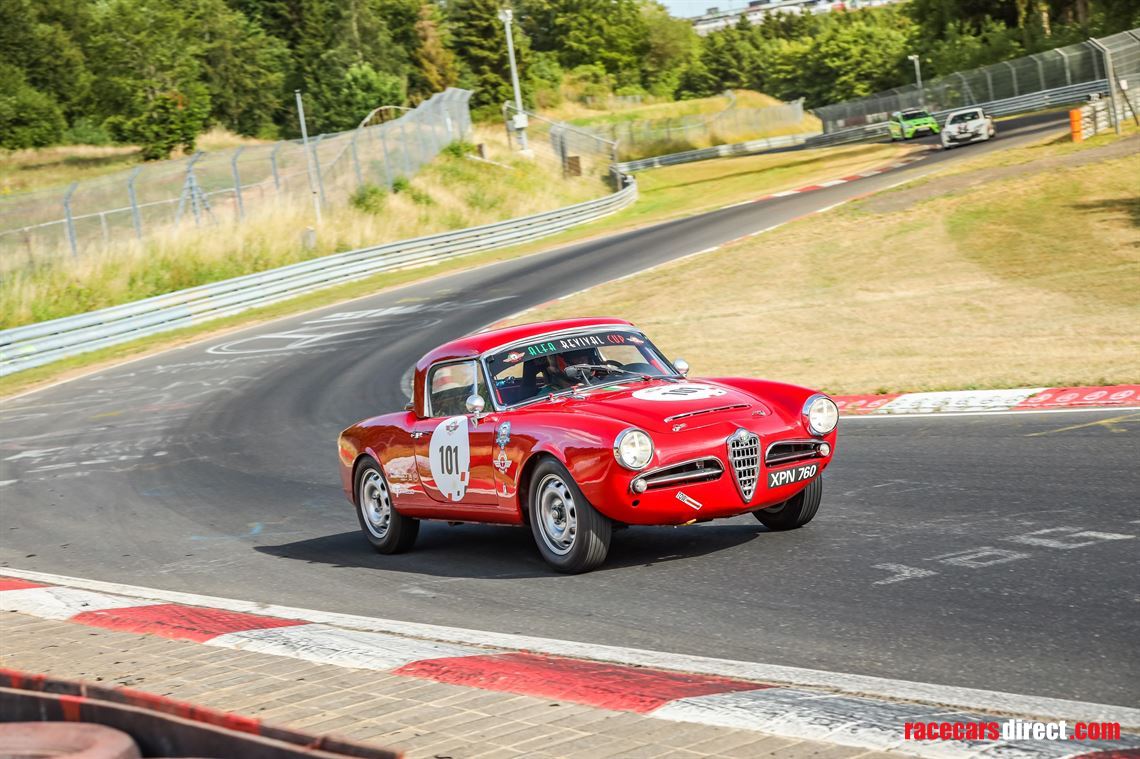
813 80 1110 145
612 132 819 173
0 176 637 376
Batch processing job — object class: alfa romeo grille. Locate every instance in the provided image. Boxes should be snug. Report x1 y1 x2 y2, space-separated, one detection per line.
727 429 760 502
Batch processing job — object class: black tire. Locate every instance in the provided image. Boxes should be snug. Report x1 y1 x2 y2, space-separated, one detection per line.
754 477 822 531
355 459 419 553
528 458 611 573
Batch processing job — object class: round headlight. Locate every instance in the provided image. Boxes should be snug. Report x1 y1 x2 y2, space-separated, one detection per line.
614 428 654 470
803 395 839 436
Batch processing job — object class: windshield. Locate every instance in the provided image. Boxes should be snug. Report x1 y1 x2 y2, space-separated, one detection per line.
485 329 675 407
949 111 981 124
902 110 931 121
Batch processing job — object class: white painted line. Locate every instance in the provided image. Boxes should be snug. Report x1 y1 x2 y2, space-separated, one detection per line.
815 203 844 214
208 624 482 670
4 568 1139 727
880 388 1044 414
818 179 847 187
0 479 16 487
0 586 158 620
769 190 800 197
842 406 1138 420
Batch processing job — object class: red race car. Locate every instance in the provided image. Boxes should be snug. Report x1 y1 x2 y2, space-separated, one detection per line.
337 318 839 572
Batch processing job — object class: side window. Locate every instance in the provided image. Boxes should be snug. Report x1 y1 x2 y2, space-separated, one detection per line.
427 361 489 418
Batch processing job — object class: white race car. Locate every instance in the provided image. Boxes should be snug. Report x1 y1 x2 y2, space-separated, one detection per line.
941 108 995 148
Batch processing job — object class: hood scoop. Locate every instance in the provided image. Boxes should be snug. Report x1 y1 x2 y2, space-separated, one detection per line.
664 403 750 423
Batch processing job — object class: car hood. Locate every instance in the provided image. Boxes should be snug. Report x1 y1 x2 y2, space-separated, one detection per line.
531 379 769 434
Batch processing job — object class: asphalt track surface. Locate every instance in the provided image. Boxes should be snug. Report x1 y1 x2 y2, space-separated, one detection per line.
3 111 1137 708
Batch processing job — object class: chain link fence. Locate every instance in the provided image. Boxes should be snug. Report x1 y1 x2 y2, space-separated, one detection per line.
1093 29 1140 133
502 104 622 186
813 31 1139 131
0 89 472 273
587 101 807 157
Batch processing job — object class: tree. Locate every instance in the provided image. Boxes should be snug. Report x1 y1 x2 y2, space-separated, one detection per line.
410 3 459 100
0 65 66 150
179 0 290 137
449 0 527 118
640 1 698 97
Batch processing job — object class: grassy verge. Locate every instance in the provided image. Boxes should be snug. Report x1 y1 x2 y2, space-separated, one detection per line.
0 140 910 398
1 128 603 327
0 128 268 195
509 133 1139 395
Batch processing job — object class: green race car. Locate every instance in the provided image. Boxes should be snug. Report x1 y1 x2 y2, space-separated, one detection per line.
887 109 941 140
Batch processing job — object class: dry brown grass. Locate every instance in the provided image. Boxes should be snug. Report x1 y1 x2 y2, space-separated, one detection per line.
0 127 603 326
511 139 1140 394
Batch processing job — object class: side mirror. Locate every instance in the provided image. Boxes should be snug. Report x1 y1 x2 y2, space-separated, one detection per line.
673 358 690 377
465 394 486 415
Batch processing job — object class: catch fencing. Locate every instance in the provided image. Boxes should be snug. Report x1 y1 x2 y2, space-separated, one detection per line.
583 99 807 157
814 30 1139 131
0 89 473 272
0 173 637 376
503 104 620 181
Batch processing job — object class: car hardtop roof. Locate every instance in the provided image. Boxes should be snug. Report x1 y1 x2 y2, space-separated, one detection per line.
416 317 636 369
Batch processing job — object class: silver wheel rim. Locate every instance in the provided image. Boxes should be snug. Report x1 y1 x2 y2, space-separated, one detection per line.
360 469 392 539
536 473 577 556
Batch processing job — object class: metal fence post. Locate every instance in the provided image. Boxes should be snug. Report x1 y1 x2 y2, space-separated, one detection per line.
399 120 413 175
127 166 143 240
379 126 394 189
295 89 323 224
983 68 995 101
1002 61 1019 96
62 182 79 258
1031 54 1047 91
230 146 245 220
1088 38 1121 135
350 132 364 187
310 134 327 206
269 144 282 193
1055 48 1073 86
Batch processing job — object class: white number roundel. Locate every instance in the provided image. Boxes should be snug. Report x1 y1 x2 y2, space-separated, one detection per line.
429 416 470 501
632 383 728 402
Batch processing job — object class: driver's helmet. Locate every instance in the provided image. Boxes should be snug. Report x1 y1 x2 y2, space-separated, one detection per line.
542 348 598 388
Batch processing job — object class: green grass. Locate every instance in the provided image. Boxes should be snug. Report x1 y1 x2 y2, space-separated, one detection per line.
0 139 912 397
510 132 1140 395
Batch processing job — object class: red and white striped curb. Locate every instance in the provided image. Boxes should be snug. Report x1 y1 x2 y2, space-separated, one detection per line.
835 385 1140 416
750 151 932 204
2 572 1138 758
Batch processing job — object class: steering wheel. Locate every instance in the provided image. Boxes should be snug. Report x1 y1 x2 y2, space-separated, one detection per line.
602 359 625 369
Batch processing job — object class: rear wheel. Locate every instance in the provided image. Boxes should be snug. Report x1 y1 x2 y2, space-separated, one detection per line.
355 460 419 553
754 477 822 531
528 459 611 573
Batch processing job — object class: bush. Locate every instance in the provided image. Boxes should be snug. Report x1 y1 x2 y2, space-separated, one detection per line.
442 140 475 158
61 117 113 146
391 176 411 193
0 79 66 150
350 183 387 214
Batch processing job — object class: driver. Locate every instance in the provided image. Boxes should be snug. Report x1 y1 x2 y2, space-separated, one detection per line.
538 348 599 393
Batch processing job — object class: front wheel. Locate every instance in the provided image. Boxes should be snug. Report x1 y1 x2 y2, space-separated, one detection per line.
754 477 822 531
355 460 419 553
528 459 611 573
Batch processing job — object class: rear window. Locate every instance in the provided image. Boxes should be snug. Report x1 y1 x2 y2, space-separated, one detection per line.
948 111 981 124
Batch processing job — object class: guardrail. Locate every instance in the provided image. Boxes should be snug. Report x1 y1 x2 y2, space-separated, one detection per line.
613 132 820 173
811 80 1109 146
0 177 637 376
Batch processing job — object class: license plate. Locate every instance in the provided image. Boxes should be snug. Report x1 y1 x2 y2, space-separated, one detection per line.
768 463 818 488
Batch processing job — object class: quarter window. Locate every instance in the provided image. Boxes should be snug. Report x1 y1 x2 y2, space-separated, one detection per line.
427 361 489 418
